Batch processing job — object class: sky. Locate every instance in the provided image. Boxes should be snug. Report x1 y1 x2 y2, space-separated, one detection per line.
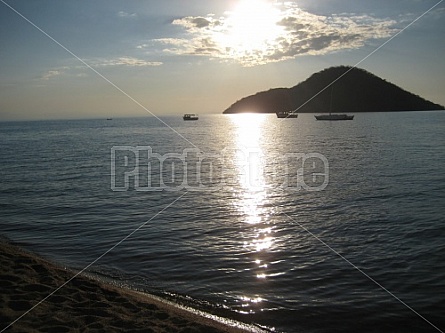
0 0 444 121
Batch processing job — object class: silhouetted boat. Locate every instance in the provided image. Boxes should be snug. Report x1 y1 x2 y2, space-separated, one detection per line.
315 114 354 120
276 111 298 118
183 114 199 121
315 86 354 121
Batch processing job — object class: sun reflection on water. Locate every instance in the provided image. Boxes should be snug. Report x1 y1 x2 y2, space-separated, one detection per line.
229 113 277 314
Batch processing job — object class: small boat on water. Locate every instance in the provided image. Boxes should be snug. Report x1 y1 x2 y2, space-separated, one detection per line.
183 114 199 121
315 114 354 121
276 110 298 118
315 86 354 121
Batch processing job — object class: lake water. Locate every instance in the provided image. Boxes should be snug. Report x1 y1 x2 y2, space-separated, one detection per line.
1 112 444 333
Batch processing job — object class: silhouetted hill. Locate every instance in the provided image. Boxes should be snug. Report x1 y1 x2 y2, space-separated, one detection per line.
223 66 444 114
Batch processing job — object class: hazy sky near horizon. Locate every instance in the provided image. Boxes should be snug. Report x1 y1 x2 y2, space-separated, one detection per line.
1 0 444 121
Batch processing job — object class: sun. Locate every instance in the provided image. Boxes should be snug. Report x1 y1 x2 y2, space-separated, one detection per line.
215 0 284 58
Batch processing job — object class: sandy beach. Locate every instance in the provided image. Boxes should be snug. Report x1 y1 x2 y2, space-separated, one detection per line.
0 240 264 333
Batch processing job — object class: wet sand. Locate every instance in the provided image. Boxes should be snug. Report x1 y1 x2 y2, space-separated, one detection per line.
0 240 264 332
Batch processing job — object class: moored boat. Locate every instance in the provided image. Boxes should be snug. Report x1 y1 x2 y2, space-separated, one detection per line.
315 114 354 120
315 86 354 120
276 111 298 118
183 114 199 121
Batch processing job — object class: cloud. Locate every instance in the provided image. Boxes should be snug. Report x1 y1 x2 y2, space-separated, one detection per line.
39 57 162 82
155 2 397 66
117 11 137 18
41 69 64 80
95 57 162 67
39 67 71 81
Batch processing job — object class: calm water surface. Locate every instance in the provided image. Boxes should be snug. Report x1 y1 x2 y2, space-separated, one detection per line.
1 112 444 332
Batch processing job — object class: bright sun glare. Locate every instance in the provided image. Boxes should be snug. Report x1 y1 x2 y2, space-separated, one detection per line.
217 0 284 56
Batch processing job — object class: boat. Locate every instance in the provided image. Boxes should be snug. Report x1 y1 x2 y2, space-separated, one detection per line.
276 110 298 118
183 114 199 121
315 114 354 120
315 86 354 121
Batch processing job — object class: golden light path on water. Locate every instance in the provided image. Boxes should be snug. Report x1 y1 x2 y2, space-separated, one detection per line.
229 113 276 314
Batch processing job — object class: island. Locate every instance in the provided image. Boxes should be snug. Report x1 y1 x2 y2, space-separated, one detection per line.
223 66 444 114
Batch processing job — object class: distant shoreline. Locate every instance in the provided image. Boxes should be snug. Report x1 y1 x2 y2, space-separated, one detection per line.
2 109 445 123
223 109 445 114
